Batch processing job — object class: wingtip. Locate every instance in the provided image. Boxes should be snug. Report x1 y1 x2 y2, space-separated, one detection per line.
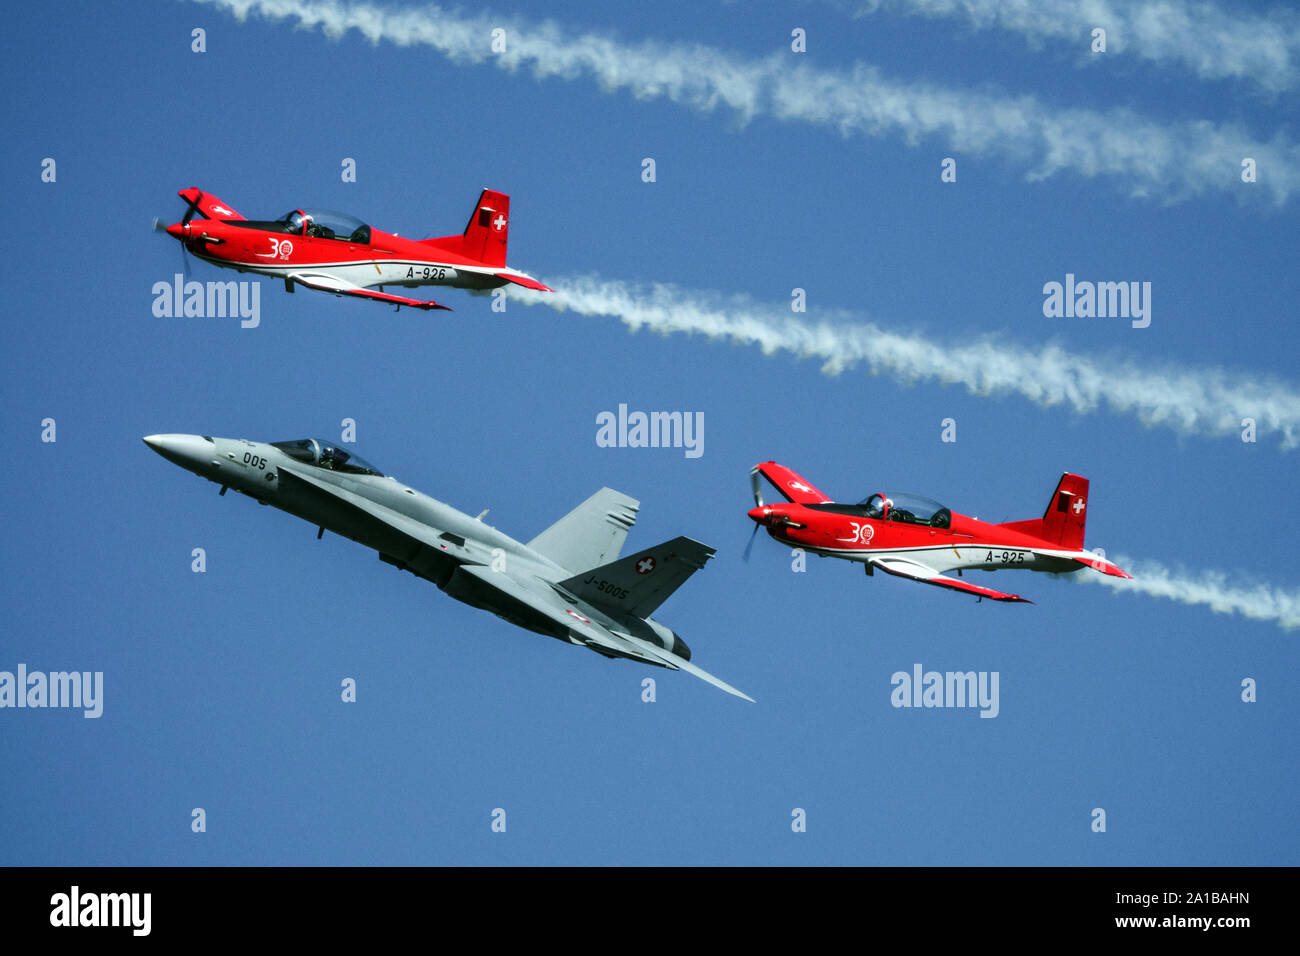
725 685 756 703
720 679 756 703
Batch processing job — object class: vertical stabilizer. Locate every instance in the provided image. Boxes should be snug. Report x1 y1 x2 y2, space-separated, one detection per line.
528 488 638 573
1000 473 1089 549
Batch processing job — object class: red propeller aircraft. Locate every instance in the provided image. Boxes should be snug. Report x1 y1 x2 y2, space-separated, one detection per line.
156 187 552 311
746 461 1130 603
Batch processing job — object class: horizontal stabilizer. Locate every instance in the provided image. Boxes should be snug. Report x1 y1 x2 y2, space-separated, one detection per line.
1074 552 1131 578
494 272 553 292
557 536 715 618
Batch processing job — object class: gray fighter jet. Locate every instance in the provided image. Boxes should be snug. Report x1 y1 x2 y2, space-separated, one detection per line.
143 434 752 701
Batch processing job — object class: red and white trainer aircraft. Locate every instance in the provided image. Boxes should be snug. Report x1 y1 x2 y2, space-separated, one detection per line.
157 187 552 311
747 461 1130 603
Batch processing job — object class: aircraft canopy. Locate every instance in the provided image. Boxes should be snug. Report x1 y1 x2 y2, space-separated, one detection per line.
859 492 951 528
803 491 951 527
271 438 384 476
283 208 372 243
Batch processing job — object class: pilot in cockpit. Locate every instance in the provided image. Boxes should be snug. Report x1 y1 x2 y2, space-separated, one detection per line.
863 493 891 519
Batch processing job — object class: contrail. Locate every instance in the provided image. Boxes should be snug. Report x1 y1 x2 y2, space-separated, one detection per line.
506 274 1300 449
1076 555 1300 632
194 0 1299 205
836 0 1300 94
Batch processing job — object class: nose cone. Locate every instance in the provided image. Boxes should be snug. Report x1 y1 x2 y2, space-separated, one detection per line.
165 222 185 241
747 506 768 525
143 433 214 474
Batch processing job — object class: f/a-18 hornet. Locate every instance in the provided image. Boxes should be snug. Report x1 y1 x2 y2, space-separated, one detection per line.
144 434 751 701
156 187 552 310
747 461 1130 603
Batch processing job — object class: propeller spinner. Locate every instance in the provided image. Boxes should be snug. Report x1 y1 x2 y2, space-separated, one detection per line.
152 190 209 278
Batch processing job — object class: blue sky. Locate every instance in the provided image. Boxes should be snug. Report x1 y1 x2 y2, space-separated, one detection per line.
2 0 1297 865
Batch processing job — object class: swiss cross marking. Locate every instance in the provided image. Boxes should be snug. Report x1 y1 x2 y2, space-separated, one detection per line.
493 214 507 231
1073 498 1086 515
636 557 656 575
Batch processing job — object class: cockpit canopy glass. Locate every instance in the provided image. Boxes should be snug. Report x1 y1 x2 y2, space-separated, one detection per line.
281 208 371 243
858 492 951 528
271 438 384 476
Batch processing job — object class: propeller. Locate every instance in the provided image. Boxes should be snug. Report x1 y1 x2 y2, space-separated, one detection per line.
151 215 189 278
744 466 767 563
181 190 203 226
743 466 809 561
152 190 205 278
742 520 760 563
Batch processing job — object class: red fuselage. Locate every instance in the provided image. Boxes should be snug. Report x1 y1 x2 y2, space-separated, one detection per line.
161 187 551 310
748 500 1080 574
746 461 1129 603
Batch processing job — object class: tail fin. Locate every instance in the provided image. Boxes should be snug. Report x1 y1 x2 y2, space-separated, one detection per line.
556 537 715 618
528 488 638 574
422 189 510 266
1000 473 1089 550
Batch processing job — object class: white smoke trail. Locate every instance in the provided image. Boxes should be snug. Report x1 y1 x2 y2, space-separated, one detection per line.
194 0 1300 205
1077 555 1300 631
524 271 1300 630
507 274 1300 449
839 0 1300 94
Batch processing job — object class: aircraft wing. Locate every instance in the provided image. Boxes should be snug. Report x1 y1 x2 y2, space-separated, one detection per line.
751 461 832 504
453 565 754 702
179 187 245 221
274 465 474 578
870 556 1032 604
599 622 755 703
288 272 451 311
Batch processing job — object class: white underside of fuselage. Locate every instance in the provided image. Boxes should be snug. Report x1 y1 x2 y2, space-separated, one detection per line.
191 251 521 292
780 538 1087 575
